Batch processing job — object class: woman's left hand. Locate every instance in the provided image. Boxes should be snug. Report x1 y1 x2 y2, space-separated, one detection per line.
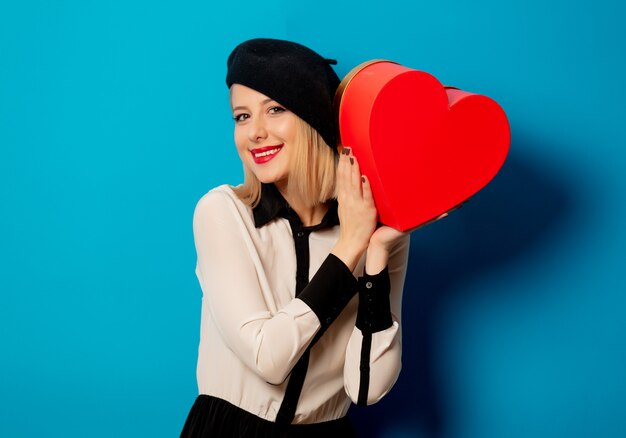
369 225 409 251
365 213 448 275
370 211 448 248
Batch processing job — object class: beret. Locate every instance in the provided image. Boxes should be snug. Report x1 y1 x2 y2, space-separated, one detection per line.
226 38 340 150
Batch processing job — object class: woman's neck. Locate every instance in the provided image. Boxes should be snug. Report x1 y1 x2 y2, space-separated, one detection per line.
275 183 328 227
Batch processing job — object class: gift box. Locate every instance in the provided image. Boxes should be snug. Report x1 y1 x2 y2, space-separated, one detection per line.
334 60 510 231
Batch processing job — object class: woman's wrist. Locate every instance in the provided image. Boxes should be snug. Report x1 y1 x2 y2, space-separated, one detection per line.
364 242 390 275
331 238 367 272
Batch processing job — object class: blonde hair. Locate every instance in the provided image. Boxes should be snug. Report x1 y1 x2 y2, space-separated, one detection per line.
232 117 338 208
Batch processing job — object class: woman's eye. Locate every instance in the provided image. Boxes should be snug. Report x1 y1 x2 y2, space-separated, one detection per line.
268 106 285 115
233 113 249 123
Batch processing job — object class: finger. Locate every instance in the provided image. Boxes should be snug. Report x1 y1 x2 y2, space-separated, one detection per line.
348 149 362 195
446 200 467 214
361 174 374 205
337 147 350 199
416 211 449 230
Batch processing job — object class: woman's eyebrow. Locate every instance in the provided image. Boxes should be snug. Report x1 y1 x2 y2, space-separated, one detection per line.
232 98 275 112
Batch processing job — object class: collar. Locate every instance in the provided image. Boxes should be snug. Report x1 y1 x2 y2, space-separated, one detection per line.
252 183 339 230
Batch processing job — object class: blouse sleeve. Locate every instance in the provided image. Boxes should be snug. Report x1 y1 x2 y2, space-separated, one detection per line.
343 234 411 405
193 191 357 385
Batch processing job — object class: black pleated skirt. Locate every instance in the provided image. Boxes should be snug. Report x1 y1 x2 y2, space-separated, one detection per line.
180 395 357 438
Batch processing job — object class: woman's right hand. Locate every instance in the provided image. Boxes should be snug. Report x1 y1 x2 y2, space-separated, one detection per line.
331 147 378 271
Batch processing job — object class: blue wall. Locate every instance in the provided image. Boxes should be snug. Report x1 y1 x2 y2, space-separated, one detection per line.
1 1 625 437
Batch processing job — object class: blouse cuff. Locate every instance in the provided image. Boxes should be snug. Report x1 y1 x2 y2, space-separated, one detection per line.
356 266 393 334
298 253 358 331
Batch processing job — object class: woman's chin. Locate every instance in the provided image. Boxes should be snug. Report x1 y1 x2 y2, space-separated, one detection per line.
253 172 288 186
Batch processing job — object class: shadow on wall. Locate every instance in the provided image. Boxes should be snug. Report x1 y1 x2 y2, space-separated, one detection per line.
348 134 574 438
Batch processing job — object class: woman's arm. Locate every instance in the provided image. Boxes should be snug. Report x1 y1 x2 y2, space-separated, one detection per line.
343 233 410 405
193 190 359 385
328 147 411 404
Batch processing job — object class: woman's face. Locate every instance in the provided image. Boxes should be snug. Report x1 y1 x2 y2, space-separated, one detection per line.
230 84 298 188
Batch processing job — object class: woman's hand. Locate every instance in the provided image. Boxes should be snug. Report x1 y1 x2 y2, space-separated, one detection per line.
370 212 449 248
365 225 407 275
365 212 449 275
331 145 454 273
331 147 378 271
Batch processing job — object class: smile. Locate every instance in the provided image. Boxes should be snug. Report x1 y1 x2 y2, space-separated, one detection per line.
251 144 284 164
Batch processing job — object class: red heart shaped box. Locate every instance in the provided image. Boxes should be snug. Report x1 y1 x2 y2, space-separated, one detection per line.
334 60 510 231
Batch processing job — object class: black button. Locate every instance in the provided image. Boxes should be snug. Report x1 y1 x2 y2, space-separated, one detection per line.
365 281 373 289
296 231 305 238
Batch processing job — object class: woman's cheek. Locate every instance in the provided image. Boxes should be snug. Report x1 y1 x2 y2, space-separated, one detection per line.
234 130 247 157
274 116 297 142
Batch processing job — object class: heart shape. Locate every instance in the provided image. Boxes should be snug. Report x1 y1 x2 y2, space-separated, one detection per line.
335 61 510 231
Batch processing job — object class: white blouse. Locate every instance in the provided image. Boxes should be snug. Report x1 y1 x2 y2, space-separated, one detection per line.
191 184 410 424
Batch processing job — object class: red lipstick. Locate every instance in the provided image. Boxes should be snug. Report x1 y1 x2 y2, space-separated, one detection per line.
250 144 284 164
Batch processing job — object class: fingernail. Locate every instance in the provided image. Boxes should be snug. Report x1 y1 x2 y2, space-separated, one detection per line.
350 157 354 165
343 147 351 155
361 176 365 183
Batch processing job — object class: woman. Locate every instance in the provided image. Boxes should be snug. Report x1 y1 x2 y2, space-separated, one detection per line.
181 38 412 437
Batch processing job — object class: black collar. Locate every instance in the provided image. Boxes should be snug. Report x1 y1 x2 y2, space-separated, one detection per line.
252 183 339 230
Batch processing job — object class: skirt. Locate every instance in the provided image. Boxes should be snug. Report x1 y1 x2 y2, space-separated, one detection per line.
180 395 357 438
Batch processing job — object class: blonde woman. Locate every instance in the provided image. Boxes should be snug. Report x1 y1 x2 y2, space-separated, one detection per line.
181 38 412 437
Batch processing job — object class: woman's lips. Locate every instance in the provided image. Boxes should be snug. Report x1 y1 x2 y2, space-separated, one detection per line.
250 144 284 164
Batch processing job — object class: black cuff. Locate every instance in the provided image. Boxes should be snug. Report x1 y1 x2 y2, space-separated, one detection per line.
356 266 393 334
298 253 358 331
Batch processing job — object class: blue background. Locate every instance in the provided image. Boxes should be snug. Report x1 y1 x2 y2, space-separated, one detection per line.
1 1 625 437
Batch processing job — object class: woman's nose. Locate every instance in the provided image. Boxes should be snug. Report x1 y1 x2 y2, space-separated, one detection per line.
248 117 268 142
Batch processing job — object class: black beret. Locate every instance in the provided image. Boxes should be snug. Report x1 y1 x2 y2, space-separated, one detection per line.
226 38 340 151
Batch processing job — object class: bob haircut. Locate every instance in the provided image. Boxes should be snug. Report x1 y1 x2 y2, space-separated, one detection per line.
232 116 338 208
